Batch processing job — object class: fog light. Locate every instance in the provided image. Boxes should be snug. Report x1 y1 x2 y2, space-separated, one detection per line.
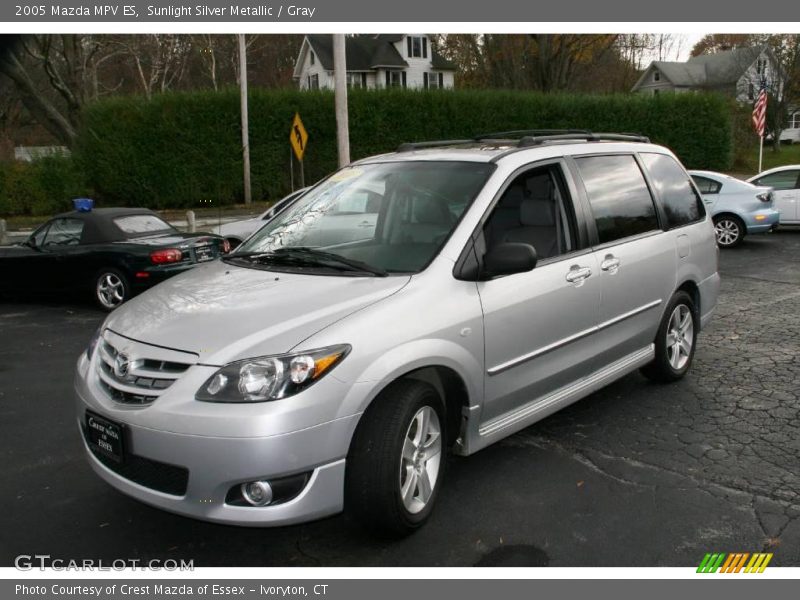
241 480 273 506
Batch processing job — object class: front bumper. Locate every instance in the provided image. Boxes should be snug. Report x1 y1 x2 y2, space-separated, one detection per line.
75 352 359 527
744 208 781 234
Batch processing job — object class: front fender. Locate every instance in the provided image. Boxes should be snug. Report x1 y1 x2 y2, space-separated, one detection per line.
337 337 483 419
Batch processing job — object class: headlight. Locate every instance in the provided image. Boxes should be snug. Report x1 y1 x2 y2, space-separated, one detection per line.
86 326 103 361
195 344 350 403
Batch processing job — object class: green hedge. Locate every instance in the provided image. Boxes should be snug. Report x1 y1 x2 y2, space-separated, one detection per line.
6 89 734 213
0 154 91 216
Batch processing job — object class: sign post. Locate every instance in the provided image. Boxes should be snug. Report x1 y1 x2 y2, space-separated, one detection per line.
290 112 309 189
238 34 251 205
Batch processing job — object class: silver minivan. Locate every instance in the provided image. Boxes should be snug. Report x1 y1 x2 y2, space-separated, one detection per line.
75 132 720 535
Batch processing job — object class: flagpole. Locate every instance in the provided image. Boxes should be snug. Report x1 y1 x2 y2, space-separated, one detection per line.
758 135 764 174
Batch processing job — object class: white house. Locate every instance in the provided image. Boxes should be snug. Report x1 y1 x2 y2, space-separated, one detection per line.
631 46 799 143
631 47 781 101
293 34 456 91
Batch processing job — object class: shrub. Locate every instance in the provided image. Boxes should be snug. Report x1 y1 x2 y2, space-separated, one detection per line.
0 154 90 216
68 89 735 209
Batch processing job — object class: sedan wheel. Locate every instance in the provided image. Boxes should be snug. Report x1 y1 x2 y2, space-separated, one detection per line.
714 216 744 247
95 269 130 311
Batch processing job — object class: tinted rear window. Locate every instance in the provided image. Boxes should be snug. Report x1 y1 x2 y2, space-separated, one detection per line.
691 175 722 195
640 153 704 228
575 154 659 244
114 215 174 235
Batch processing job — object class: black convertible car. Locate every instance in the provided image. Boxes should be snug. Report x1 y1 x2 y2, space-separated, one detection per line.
0 207 228 310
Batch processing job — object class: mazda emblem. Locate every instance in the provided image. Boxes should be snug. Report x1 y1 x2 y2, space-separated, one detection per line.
114 353 131 378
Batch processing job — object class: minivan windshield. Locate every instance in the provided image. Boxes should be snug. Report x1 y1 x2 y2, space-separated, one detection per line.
233 161 494 274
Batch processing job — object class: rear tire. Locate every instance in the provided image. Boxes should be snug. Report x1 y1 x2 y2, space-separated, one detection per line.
713 215 745 248
345 379 446 537
94 268 130 312
641 290 698 383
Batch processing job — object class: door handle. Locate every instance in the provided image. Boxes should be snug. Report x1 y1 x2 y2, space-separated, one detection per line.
600 255 621 273
565 266 592 285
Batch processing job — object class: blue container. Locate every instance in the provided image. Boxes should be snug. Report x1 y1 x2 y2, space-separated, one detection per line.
72 198 94 212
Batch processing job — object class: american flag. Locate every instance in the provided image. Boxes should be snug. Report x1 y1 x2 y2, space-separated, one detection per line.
752 79 768 138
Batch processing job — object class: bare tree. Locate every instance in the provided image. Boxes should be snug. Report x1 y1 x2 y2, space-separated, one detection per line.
116 35 191 99
0 35 117 145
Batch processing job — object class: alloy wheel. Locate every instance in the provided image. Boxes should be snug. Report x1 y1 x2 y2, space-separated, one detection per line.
399 406 442 514
97 273 125 309
715 219 740 247
666 304 694 370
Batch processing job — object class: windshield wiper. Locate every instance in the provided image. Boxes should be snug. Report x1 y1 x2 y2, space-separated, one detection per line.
224 247 388 277
272 247 388 277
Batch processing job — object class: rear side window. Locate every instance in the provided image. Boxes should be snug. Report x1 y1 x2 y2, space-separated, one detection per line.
640 153 705 228
114 215 174 235
575 154 659 245
753 169 800 190
691 175 722 195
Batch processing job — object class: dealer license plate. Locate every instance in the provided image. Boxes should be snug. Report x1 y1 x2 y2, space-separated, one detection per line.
85 411 124 463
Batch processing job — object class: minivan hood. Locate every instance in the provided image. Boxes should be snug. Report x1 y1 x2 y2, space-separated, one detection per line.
105 260 409 364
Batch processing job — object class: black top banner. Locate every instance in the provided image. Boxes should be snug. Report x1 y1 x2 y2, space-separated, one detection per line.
3 0 800 22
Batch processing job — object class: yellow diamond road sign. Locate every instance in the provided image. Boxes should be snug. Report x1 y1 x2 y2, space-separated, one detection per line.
290 113 309 161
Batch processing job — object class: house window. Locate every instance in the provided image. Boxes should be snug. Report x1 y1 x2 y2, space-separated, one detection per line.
789 112 800 129
307 74 319 90
424 72 444 89
748 83 755 100
653 71 660 82
756 58 767 75
347 73 367 89
310 51 315 66
406 36 428 59
386 70 406 88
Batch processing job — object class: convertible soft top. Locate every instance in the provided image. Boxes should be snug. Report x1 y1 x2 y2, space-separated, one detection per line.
53 207 172 244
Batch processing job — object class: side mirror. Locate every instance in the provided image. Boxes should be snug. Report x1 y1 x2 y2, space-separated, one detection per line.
483 242 537 278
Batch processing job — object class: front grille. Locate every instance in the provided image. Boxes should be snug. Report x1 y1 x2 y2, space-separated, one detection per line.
82 425 189 496
96 338 192 405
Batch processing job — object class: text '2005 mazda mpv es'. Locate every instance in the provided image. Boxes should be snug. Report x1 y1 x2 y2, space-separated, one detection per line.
76 131 720 535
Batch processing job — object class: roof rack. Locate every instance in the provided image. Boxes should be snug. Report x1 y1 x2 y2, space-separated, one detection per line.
475 128 592 140
396 139 476 153
518 132 650 146
395 130 650 153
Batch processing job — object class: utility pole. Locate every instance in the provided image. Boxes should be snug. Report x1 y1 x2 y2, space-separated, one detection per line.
333 34 351 167
238 34 252 204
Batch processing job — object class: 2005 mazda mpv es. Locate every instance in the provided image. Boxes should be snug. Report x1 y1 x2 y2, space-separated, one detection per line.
76 131 720 535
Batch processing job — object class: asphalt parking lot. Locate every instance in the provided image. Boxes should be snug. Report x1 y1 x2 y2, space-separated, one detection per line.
1 231 799 567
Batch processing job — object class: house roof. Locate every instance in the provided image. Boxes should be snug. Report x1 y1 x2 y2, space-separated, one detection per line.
302 34 456 72
632 46 769 91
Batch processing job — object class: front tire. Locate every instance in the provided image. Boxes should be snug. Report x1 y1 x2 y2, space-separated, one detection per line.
94 268 130 311
641 290 698 382
713 215 745 248
345 379 446 537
